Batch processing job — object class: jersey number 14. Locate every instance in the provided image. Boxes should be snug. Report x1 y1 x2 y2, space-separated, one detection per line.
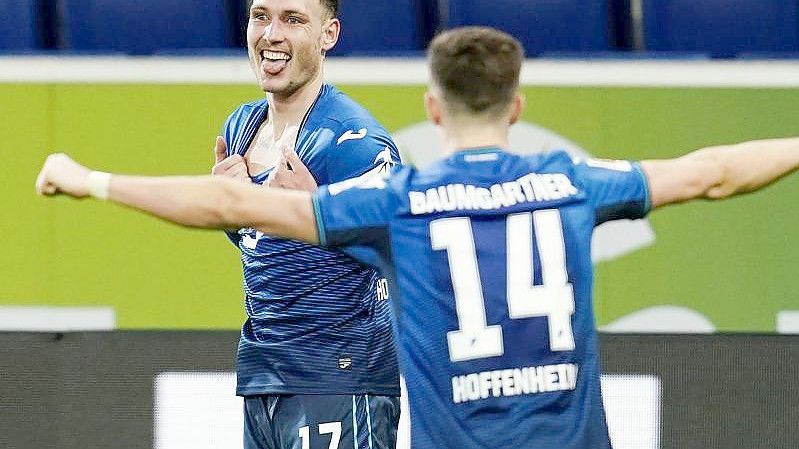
431 210 576 362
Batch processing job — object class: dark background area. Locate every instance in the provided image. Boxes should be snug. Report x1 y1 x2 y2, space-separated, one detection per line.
1 332 796 448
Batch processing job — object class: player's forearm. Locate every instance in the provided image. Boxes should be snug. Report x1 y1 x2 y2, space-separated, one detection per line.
107 175 319 243
108 175 242 228
696 137 799 199
643 137 799 209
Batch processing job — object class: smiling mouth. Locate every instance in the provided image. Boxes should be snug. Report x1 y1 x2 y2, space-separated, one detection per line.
261 50 291 76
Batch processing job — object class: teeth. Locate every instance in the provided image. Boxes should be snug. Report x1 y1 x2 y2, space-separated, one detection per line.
262 50 290 60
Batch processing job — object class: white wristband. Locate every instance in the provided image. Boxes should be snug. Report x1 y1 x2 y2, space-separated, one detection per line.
87 171 112 200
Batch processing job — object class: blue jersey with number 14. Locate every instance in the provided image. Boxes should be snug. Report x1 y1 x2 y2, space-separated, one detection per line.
312 148 651 449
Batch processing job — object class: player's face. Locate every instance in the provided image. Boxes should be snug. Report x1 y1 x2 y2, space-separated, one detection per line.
247 0 339 98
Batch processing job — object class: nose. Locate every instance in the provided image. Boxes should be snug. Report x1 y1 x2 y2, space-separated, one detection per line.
263 21 284 43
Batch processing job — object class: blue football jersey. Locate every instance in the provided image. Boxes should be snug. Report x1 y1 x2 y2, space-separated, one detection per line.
312 148 651 448
221 84 401 396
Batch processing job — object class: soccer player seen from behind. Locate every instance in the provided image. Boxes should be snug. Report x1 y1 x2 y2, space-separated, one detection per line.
205 0 401 448
36 27 799 449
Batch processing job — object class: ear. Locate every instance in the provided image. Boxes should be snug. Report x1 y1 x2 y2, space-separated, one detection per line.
425 91 442 126
321 18 340 52
508 93 525 125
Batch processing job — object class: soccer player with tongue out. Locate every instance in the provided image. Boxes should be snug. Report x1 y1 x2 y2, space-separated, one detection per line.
37 26 799 449
206 0 402 448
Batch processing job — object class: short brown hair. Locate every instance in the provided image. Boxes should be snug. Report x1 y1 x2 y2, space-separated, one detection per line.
322 0 339 17
428 27 523 116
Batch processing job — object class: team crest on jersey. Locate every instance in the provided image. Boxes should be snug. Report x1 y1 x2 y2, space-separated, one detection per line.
239 228 264 249
328 147 396 195
373 147 395 172
338 356 353 370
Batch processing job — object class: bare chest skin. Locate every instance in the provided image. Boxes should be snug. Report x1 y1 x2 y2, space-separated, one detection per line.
245 113 301 176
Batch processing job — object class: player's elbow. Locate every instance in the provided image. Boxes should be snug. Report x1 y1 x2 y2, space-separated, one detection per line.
690 147 737 200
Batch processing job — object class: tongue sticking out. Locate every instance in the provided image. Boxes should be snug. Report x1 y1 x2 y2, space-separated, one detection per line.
263 59 288 75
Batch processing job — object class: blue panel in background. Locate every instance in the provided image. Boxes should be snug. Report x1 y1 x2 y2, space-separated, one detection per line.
443 0 611 56
6 0 793 59
58 0 234 54
330 0 432 56
0 0 39 50
641 0 799 58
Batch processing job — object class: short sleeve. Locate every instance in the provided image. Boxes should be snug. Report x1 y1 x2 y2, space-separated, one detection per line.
312 177 395 249
572 157 652 225
326 118 402 183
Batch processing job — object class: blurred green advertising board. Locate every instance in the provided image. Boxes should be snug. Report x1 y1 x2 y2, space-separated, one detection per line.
2 59 798 331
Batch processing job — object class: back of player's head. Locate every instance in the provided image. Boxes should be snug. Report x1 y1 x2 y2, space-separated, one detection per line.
428 27 523 117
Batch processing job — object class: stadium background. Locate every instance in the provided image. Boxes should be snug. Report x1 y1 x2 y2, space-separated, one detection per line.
2 0 799 448
5 82 799 331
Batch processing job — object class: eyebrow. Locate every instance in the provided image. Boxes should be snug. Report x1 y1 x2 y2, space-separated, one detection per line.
250 3 307 13
250 6 310 18
281 9 309 18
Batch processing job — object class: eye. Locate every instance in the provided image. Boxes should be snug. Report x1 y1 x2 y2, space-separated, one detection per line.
250 11 269 22
286 15 302 25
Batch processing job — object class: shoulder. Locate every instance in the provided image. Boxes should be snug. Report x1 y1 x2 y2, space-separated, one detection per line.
373 165 416 212
535 149 577 168
486 149 577 177
224 98 267 126
391 164 433 199
520 150 583 180
314 85 386 132
388 165 417 191
228 98 267 117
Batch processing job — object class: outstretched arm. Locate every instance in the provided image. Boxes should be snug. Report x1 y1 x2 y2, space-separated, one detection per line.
35 154 319 244
642 137 799 209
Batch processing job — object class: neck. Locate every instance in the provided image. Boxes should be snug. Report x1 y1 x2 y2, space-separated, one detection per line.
266 68 324 131
440 119 510 156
